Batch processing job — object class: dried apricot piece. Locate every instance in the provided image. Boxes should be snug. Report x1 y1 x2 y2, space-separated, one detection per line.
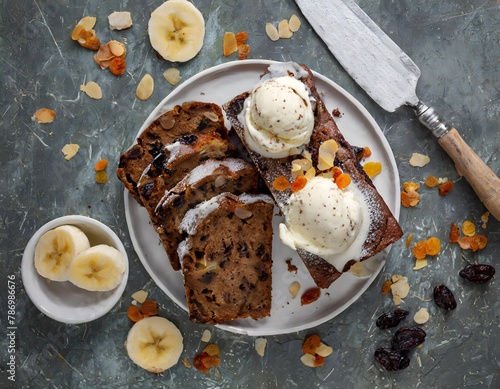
475 235 488 250
140 300 158 317
403 181 420 193
401 191 410 208
203 343 220 356
363 161 382 179
235 31 248 45
109 57 126 76
291 175 308 192
381 280 392 295
458 236 472 250
362 146 372 158
425 175 439 188
332 166 343 180
237 43 250 60
438 180 454 196
461 220 476 237
302 334 321 355
412 240 427 259
33 108 56 124
223 32 237 56
94 159 108 171
449 222 460 243
406 190 421 206
127 305 143 322
192 352 210 373
425 237 441 256
272 175 290 191
336 173 351 189
313 355 325 367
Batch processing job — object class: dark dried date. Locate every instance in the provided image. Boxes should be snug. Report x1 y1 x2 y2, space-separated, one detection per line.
374 348 410 371
459 264 495 283
393 327 426 351
376 308 409 329
433 284 457 310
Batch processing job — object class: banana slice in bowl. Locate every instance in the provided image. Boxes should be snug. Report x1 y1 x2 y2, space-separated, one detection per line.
21 215 129 324
148 0 205 62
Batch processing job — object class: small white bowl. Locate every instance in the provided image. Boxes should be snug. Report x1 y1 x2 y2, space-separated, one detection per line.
21 215 129 324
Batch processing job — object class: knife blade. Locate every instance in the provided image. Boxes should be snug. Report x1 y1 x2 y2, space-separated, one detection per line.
295 0 500 220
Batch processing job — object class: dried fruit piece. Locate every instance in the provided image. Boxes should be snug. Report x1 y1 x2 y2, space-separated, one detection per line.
413 308 430 324
109 57 126 76
461 220 476 237
393 327 426 351
223 32 238 56
362 146 372 158
363 161 382 178
400 191 410 207
291 175 308 192
302 334 321 355
80 81 102 99
94 159 108 171
335 173 351 190
449 222 460 243
425 175 439 188
313 355 325 367
62 144 80 160
475 235 488 250
203 343 220 356
288 281 301 298
95 170 108 183
459 264 495 283
405 233 413 248
438 180 454 196
289 14 301 32
374 348 410 371
301 287 321 305
136 74 154 100
381 280 392 295
255 338 267 357
375 308 409 329
33 108 56 124
412 240 427 260
140 300 158 317
193 352 220 374
72 16 100 50
407 190 421 206
127 305 144 322
433 284 457 310
409 152 430 167
235 31 248 45
425 237 441 256
481 211 490 229
403 181 420 193
278 19 293 38
237 43 250 60
265 23 279 41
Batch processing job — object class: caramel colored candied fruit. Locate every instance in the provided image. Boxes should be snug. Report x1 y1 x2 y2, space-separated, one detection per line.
109 57 126 76
449 222 460 243
438 180 454 196
461 220 476 237
272 175 290 191
335 173 351 189
363 161 382 179
291 175 308 192
302 334 321 355
127 305 144 322
223 32 238 56
425 237 441 256
141 300 158 317
94 159 108 171
425 175 440 188
412 241 427 260
381 280 393 295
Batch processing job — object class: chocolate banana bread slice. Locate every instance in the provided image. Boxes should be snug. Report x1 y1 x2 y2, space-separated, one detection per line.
177 193 274 324
223 63 403 289
117 101 228 205
155 158 259 271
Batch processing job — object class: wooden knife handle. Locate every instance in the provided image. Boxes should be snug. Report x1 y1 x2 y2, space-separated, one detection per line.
438 128 500 221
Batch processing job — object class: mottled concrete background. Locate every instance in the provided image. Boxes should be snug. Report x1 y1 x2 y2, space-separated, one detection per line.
0 0 498 388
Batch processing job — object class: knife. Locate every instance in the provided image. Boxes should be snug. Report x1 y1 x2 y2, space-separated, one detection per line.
295 0 500 220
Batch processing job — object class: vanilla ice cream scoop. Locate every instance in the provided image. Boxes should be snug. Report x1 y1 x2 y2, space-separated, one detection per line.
242 76 314 158
279 176 370 270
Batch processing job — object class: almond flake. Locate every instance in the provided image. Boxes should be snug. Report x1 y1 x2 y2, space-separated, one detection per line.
33 108 56 124
108 11 133 31
159 115 175 130
317 139 338 170
131 290 148 304
201 329 212 343
348 261 366 277
163 67 180 85
108 40 125 57
390 277 410 304
304 167 316 180
288 281 301 298
409 152 430 167
78 16 97 30
278 19 293 39
80 81 102 99
136 74 154 101
203 111 219 122
316 342 333 357
234 206 252 220
289 14 301 32
265 23 279 41
255 338 267 357
62 144 80 160
413 308 430 324
413 258 428 270
300 353 316 367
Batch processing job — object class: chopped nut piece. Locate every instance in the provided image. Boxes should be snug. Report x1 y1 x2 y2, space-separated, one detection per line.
108 11 133 30
401 191 410 207
413 258 428 270
78 16 97 30
214 175 227 188
265 23 279 41
159 115 175 130
289 14 301 32
391 274 405 283
33 108 56 124
223 32 238 56
62 144 80 160
425 175 439 188
71 16 100 50
406 190 421 207
136 74 154 100
438 180 454 196
254 338 267 357
363 161 382 178
201 329 211 343
131 290 148 304
278 19 293 38
481 211 490 229
461 220 476 237
413 308 430 324
80 81 102 99
304 167 316 180
163 67 181 85
348 261 365 277
108 40 125 57
288 281 301 298
183 357 191 369
409 152 430 167
203 112 219 122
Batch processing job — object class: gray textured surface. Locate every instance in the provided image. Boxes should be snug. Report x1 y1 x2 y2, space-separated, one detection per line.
1 0 499 388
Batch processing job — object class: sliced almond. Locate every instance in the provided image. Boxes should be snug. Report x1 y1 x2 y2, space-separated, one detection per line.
159 115 175 130
413 258 428 270
214 175 227 188
223 32 238 56
316 342 333 357
163 67 181 85
201 329 212 343
409 152 430 167
391 277 410 304
265 23 279 42
33 108 56 124
278 19 293 39
289 14 301 32
288 281 301 298
203 111 219 122
234 206 253 220
62 144 80 160
108 40 125 57
80 81 102 99
108 11 133 31
413 308 430 324
136 74 154 101
347 261 365 276
131 290 148 304
317 140 338 170
300 353 316 367
71 24 85 41
255 338 267 357
304 167 316 180
292 158 312 172
78 16 97 30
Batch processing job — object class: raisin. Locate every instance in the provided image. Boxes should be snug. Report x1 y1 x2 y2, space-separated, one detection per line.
433 284 457 310
374 348 410 371
197 118 210 131
393 327 426 351
375 308 409 329
459 264 495 283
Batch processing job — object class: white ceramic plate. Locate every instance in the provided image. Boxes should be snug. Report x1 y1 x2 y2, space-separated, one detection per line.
125 60 400 336
21 215 129 324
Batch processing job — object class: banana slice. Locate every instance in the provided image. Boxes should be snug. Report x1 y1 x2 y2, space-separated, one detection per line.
34 225 91 281
148 0 205 62
126 316 184 373
68 244 125 291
